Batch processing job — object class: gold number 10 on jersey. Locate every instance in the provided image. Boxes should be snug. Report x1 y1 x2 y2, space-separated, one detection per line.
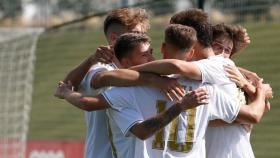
152 100 196 153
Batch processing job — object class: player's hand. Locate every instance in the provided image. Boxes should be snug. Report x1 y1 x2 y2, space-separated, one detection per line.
224 65 249 88
90 45 114 64
157 77 185 101
54 81 74 99
264 100 271 113
232 27 250 53
254 79 273 100
253 79 273 101
262 83 273 100
178 88 209 111
241 28 250 45
239 68 261 85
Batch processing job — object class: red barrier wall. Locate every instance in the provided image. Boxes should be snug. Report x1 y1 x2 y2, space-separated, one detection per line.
26 140 84 158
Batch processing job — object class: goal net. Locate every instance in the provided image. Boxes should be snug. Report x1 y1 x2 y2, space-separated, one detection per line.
0 28 43 158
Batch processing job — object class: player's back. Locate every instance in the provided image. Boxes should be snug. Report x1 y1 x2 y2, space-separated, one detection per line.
205 89 255 158
104 78 211 158
104 85 171 158
103 76 240 158
194 55 255 158
132 79 206 158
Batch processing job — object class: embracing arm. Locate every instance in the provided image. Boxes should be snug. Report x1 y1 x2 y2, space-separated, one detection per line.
130 59 202 80
224 65 256 98
64 92 110 111
93 69 162 89
56 82 110 111
64 56 95 91
209 100 263 127
209 82 271 127
130 103 182 140
93 69 185 101
64 46 115 90
235 98 265 124
235 82 272 124
208 119 249 127
238 67 260 83
130 88 209 140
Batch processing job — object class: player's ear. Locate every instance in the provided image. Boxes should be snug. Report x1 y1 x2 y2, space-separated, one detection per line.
119 58 130 68
109 32 118 44
186 48 195 61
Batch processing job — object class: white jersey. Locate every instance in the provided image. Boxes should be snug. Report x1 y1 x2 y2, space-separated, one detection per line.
193 55 255 158
205 89 254 158
193 54 238 96
79 62 116 158
102 77 240 158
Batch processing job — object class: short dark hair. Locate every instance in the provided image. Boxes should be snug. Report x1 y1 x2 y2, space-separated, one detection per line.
170 9 212 48
165 24 197 52
212 23 247 56
104 8 150 35
212 23 233 41
114 33 151 60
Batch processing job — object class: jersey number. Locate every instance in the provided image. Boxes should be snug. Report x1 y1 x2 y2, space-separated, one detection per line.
152 100 196 153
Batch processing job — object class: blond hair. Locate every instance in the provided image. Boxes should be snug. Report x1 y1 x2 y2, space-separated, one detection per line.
104 8 150 35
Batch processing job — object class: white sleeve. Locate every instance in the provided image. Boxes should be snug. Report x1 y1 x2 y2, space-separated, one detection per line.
107 108 143 136
192 58 234 85
102 87 136 111
207 85 241 123
82 63 113 89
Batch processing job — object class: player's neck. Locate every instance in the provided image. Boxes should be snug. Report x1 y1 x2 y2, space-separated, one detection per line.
198 47 215 59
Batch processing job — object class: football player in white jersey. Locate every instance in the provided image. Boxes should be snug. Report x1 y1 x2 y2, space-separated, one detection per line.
55 8 185 158
55 27 207 157
55 24 271 158
204 23 271 158
130 9 272 157
61 8 151 158
131 9 272 123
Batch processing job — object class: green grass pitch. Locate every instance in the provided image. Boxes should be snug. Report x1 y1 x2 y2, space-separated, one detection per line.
29 22 280 158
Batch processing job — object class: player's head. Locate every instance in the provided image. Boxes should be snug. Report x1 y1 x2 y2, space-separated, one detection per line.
170 9 212 60
161 24 197 61
212 23 247 58
170 9 212 48
212 23 234 58
114 33 154 68
104 8 150 45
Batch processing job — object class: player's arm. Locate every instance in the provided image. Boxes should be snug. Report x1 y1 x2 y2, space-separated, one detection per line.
63 55 95 91
235 82 272 124
208 119 253 132
56 81 110 111
92 69 185 101
93 69 164 88
130 88 209 140
208 119 252 127
130 59 202 80
238 67 261 83
63 46 114 90
209 82 271 127
224 65 256 98
208 80 272 126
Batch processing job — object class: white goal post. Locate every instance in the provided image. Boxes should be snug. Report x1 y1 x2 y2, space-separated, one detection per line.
0 28 43 158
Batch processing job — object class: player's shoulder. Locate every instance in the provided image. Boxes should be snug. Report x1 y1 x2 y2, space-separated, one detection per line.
86 62 116 83
89 62 115 71
211 55 235 66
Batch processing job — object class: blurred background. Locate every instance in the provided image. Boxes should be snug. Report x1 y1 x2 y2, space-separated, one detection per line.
0 0 279 157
